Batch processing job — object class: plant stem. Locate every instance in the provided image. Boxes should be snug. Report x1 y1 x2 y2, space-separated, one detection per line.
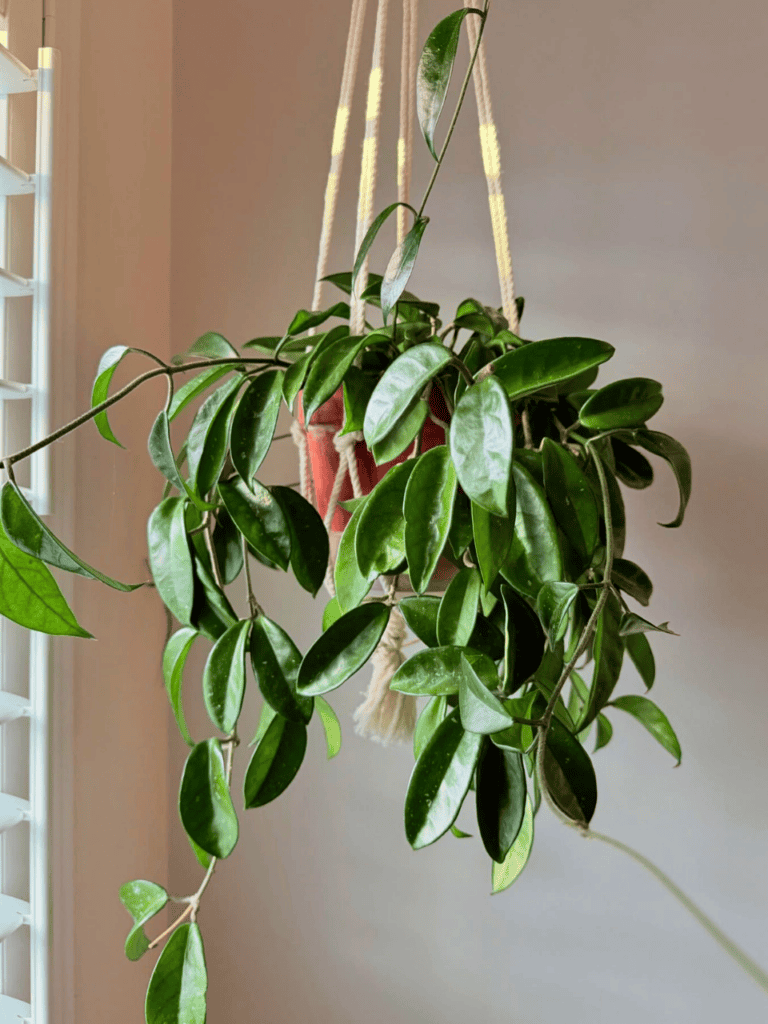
203 513 225 591
242 536 263 618
521 405 533 448
147 903 194 951
416 0 490 219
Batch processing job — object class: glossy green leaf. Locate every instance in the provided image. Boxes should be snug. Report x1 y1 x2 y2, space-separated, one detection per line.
437 567 481 647
148 411 199 504
282 352 312 412
458 654 510 734
218 478 291 571
168 365 233 422
611 694 681 763
280 303 350 349
316 696 342 759
355 461 415 577
177 331 240 362
250 615 313 724
594 713 614 752
476 742 527 863
190 550 238 642
500 463 563 600
612 438 654 490
145 922 207 1024
381 217 429 323
542 716 598 825
163 628 198 746
334 496 377 613
580 378 663 430
230 371 284 484
341 367 377 435
414 695 448 759
178 739 238 859
500 585 545 694
352 202 418 286
536 581 579 648
612 558 653 607
202 620 250 734
450 376 514 517
91 345 133 446
491 796 534 893
619 612 677 637
186 378 241 498
212 509 244 585
541 439 599 567
147 498 195 626
626 632 655 690
492 337 614 401
490 693 538 754
243 714 307 808
364 343 452 447
451 825 473 838
119 879 168 962
404 446 458 593
302 335 368 426
399 595 440 648
417 8 481 159
404 708 483 850
272 486 329 598
616 429 692 528
390 645 466 696
0 482 141 592
579 591 624 729
472 502 514 593
447 491 473 559
297 602 390 697
370 397 429 465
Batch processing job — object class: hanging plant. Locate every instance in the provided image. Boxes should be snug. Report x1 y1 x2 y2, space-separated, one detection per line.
0 2 765 1021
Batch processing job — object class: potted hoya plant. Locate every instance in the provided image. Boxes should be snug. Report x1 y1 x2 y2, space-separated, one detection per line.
0 2 765 1021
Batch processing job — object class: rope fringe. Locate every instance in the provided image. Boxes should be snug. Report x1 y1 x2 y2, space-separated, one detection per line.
353 607 417 744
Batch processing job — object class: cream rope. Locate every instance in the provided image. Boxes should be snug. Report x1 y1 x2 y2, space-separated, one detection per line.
396 0 418 244
463 1 518 331
353 606 416 744
351 0 391 334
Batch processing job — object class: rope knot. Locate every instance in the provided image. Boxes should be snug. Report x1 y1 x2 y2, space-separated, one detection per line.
332 429 363 455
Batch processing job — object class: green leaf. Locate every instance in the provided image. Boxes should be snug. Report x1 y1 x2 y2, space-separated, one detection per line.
218 478 291 571
476 742 527 862
612 438 654 490
500 463 563 600
341 367 377 435
542 716 598 825
491 796 534 893
370 397 429 465
168 365 234 422
619 612 677 637
500 585 545 694
297 602 391 696
414 695 448 759
202 620 250 734
492 337 615 401
417 8 481 160
187 836 212 870
610 695 681 763
91 345 133 446
471 502 513 593
450 376 514 517
447 491 473 558
176 331 240 362
404 446 458 593
145 922 207 1024
626 632 655 690
148 411 196 501
230 371 284 485
280 303 350 350
178 739 238 859
190 550 238 642
381 217 429 324
322 598 343 631
0 482 141 592
616 429 692 528
241 335 283 353
186 377 242 498
212 509 244 585
251 615 313 724
243 714 307 807
437 567 481 647
536 581 579 648
302 335 367 427
352 202 418 287
541 439 599 568
272 486 329 598
458 654 510 734
282 352 313 412
364 343 452 447
392 645 497 696
334 496 377 613
579 378 663 431
355 461 415 577
594 713 613 752
579 592 624 729
163 628 198 746
612 558 653 607
451 825 472 838
147 498 195 626
119 880 168 962
399 595 440 648
250 701 278 747
316 696 342 759
404 708 483 849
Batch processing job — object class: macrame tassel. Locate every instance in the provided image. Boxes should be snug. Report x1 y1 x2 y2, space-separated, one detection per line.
353 607 417 744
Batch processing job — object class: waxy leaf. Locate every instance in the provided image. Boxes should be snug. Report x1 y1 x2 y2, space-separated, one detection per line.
472 502 514 593
437 568 481 647
148 411 202 508
492 337 614 401
579 592 624 729
279 303 350 350
302 335 368 426
230 371 284 484
381 217 429 323
616 429 692 528
611 694 681 764
391 645 497 696
364 343 452 447
476 743 527 863
491 797 534 893
147 498 195 626
177 331 240 361
536 581 579 648
297 602 390 696
272 486 329 597
619 612 677 637
145 922 207 1024
186 378 242 498
322 598 343 631
417 8 482 159
612 558 653 607
218 478 291 571
119 879 168 961
341 366 377 435
243 715 307 808
612 438 654 490
251 615 313 724
352 202 418 287
399 595 440 648
212 509 244 585
163 627 198 746
356 461 415 577
404 708 483 849
541 439 599 567
316 696 342 759
168 365 233 421
370 397 429 465
0 482 141 592
334 496 378 612
202 620 250 734
542 717 598 825
179 739 238 859
414 695 448 759
282 352 313 412
450 376 514 517
500 463 563 600
190 550 238 642
594 713 614 752
458 655 510 735
91 344 133 446
626 632 655 690
404 446 458 593
447 491 473 558
579 378 663 430
500 585 545 694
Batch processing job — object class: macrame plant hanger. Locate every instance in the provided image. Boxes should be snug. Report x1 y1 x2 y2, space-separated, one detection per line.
292 0 518 744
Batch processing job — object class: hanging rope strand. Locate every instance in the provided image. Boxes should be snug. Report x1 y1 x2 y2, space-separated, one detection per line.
397 0 418 244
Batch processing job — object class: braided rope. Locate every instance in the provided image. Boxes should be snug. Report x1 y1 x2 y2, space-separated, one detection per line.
397 0 418 244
